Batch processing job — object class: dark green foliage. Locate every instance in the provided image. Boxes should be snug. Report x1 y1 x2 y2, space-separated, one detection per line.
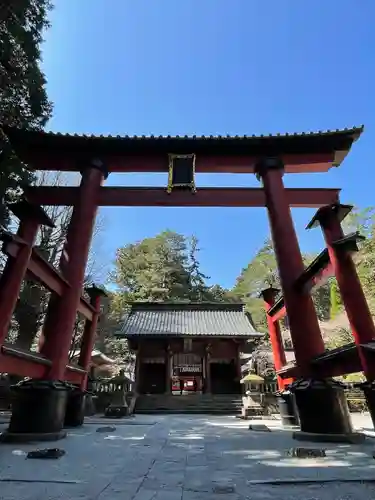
187 235 210 301
232 239 334 332
232 238 279 331
329 279 340 319
0 129 35 228
0 0 53 228
345 206 375 313
0 1 53 129
110 230 236 304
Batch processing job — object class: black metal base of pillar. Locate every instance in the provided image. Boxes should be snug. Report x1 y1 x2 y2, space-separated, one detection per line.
276 391 300 427
360 383 375 429
293 430 365 444
290 378 353 435
2 379 69 443
84 394 97 416
104 405 129 418
64 389 86 427
0 430 67 443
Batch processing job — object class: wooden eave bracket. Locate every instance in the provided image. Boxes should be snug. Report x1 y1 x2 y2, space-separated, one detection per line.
306 203 353 230
360 341 375 352
276 362 300 379
310 343 357 365
332 231 366 253
267 296 284 318
2 239 95 320
294 248 330 291
0 231 28 251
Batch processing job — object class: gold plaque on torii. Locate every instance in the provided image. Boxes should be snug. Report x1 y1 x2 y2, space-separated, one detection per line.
167 153 196 193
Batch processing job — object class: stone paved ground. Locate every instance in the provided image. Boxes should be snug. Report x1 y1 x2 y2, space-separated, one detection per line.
0 414 375 499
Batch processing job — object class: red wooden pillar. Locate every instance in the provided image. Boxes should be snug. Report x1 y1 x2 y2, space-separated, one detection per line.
205 344 212 394
135 348 141 393
235 342 242 379
259 287 287 390
165 344 172 394
310 203 375 379
0 201 54 345
41 160 107 380
64 286 106 427
39 209 81 351
78 286 107 390
255 159 325 374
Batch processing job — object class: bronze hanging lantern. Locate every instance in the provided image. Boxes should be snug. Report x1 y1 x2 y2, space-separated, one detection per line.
167 153 196 193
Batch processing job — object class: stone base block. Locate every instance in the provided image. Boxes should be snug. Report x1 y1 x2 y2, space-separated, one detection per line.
249 424 271 432
242 407 264 418
276 391 299 427
104 405 129 418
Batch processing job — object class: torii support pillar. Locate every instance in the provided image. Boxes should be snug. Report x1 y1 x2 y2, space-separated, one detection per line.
310 203 375 427
37 207 81 351
0 200 54 346
64 285 107 427
260 287 299 427
256 159 353 440
260 287 287 390
6 160 107 442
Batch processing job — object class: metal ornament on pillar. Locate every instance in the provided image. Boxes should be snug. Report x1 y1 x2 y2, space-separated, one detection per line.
167 154 196 193
80 157 109 180
255 157 284 182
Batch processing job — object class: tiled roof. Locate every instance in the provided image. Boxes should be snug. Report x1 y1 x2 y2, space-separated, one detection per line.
4 126 363 141
4 126 363 157
117 302 262 338
71 350 116 364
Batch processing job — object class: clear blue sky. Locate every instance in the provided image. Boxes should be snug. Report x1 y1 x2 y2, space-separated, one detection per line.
41 0 375 288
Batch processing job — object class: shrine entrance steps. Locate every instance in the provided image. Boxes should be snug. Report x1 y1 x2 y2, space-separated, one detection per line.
134 394 242 415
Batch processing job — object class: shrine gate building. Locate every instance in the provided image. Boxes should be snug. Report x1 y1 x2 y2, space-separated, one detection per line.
118 302 261 395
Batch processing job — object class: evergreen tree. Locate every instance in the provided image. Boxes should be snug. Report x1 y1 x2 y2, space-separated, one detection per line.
112 230 192 302
187 235 210 301
1 1 53 129
329 280 340 319
232 238 280 331
110 230 238 313
0 1 53 228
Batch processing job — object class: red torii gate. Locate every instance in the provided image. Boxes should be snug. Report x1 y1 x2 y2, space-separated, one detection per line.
0 125 372 443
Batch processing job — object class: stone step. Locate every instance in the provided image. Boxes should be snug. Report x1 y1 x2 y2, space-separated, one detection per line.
136 395 242 399
135 399 242 406
136 406 243 412
136 408 241 415
137 398 242 403
137 402 242 406
135 394 243 415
